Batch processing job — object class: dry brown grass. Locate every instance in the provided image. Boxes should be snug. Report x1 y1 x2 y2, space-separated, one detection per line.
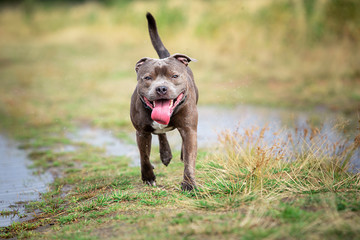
194 122 359 201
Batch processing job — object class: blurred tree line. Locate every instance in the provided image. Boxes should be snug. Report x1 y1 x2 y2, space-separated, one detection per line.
0 0 133 7
0 0 359 42
255 0 360 42
0 0 122 5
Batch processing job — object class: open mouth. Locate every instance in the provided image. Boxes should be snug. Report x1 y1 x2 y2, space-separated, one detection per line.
142 92 185 125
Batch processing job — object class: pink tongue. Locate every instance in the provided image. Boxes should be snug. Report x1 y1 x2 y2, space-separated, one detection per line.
151 99 171 125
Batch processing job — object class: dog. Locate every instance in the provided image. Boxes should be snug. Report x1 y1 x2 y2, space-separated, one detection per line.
130 13 198 191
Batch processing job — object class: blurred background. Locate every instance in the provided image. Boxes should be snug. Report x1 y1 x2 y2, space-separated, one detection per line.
0 0 359 131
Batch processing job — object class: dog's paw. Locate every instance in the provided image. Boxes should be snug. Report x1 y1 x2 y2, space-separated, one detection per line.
160 150 172 166
181 181 196 191
161 156 172 166
144 180 157 187
141 168 156 183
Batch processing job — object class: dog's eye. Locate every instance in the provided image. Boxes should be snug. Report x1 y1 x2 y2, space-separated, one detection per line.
172 75 179 79
144 76 152 80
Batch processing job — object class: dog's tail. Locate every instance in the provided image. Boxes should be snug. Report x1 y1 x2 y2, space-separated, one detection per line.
146 12 170 59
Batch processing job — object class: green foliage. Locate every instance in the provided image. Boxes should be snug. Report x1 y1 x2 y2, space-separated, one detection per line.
58 213 79 224
325 0 360 40
170 213 203 225
111 191 135 202
155 1 186 32
255 0 360 43
277 203 314 222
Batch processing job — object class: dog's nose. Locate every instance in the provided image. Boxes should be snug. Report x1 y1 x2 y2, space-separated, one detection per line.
156 86 168 95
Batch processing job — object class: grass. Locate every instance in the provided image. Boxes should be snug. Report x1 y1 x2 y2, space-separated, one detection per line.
0 0 359 239
0 210 19 216
1 124 359 239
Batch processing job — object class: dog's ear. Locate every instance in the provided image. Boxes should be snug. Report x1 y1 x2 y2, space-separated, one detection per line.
171 53 197 67
135 57 149 73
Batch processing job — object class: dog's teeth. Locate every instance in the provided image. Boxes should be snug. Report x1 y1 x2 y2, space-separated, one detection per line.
153 101 155 107
170 100 173 107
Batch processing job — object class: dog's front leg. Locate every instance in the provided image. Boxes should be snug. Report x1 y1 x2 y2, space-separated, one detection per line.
136 131 156 186
178 127 197 191
158 134 172 166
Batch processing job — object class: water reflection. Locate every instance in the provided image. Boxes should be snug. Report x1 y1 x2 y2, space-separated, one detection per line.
0 135 53 227
68 105 359 170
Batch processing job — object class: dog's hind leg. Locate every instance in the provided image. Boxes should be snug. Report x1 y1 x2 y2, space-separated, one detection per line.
180 143 184 162
158 133 172 166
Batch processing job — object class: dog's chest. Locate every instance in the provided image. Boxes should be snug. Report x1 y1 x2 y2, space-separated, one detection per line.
152 122 174 134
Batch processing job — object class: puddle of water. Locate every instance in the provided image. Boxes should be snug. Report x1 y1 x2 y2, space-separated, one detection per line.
68 128 139 166
196 105 359 170
67 105 359 170
198 105 350 145
0 135 53 228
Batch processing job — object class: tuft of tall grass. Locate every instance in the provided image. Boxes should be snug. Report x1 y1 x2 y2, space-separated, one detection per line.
193 123 360 208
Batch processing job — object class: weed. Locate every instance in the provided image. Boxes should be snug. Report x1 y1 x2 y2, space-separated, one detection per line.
111 191 135 202
0 210 19 216
58 213 80 224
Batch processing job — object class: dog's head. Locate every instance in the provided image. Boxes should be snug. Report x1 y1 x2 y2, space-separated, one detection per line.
135 54 195 125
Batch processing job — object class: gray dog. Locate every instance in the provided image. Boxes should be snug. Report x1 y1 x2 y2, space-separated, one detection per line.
130 13 198 191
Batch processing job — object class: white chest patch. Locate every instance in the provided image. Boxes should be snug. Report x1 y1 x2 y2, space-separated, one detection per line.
152 122 174 134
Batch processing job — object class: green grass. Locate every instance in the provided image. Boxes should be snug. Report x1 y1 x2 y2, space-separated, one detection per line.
0 1 359 239
0 210 19 216
1 125 359 239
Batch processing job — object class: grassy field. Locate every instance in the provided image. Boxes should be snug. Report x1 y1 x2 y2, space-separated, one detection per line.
0 0 360 239
1 126 360 239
